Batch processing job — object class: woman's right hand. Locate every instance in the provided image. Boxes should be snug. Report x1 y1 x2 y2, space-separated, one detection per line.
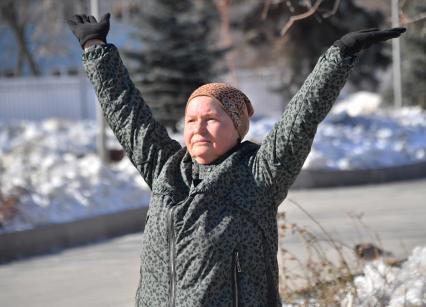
67 13 110 50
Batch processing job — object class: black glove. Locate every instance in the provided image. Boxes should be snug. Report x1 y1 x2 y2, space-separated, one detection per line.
334 27 406 57
67 13 111 49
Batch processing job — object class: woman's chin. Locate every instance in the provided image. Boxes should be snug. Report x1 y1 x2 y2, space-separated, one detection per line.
192 152 216 164
192 144 212 154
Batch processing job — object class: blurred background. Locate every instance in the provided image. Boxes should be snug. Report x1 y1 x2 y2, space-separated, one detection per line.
0 0 425 306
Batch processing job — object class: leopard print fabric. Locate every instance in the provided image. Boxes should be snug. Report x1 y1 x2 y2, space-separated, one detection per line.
83 44 357 307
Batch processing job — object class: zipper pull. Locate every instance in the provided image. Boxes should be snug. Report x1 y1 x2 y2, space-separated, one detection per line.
236 251 242 273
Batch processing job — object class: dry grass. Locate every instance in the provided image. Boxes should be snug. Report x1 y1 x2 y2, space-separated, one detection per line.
0 161 25 229
0 192 20 227
276 198 384 306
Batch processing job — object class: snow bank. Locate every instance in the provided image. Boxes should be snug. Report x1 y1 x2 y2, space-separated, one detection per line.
343 246 426 306
331 91 383 117
246 93 426 170
281 246 426 307
0 119 150 233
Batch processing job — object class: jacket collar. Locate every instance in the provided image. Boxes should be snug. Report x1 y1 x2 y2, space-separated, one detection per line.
153 141 257 197
191 142 244 181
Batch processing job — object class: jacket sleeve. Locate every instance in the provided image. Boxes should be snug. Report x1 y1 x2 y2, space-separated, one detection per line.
82 44 182 189
252 46 357 206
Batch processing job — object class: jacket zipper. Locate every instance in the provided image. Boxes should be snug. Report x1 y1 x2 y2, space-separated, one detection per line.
168 206 177 307
167 194 193 307
233 250 242 307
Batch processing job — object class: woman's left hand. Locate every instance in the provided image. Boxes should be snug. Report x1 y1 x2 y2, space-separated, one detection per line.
334 27 406 56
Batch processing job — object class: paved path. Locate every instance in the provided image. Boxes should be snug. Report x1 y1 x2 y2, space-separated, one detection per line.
1 179 425 307
280 178 426 260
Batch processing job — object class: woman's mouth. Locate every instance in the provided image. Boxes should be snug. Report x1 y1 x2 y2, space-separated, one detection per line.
194 140 210 144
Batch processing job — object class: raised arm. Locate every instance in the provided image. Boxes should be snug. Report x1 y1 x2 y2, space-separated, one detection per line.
252 28 406 207
68 13 182 189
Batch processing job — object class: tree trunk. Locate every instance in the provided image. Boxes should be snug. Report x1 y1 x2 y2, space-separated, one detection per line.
16 49 24 76
1 1 40 76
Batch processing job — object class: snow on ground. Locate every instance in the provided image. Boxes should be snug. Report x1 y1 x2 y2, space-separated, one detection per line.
246 92 426 170
343 246 426 307
281 246 426 306
0 92 425 233
0 120 150 233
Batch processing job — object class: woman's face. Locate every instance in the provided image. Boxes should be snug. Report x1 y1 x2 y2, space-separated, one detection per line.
184 96 239 164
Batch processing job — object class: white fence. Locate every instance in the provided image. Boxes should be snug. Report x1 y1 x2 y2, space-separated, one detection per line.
0 76 97 122
0 69 284 122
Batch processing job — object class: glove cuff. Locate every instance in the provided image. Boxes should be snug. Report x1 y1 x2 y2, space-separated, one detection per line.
333 39 358 57
79 33 107 49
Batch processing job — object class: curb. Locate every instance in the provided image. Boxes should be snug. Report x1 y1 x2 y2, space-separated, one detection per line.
0 207 148 263
292 161 426 189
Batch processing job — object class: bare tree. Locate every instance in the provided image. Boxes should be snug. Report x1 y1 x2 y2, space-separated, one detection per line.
0 0 40 76
0 0 88 77
230 0 388 103
261 0 342 37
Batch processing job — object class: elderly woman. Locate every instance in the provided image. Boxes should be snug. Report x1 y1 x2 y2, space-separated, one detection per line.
68 13 405 307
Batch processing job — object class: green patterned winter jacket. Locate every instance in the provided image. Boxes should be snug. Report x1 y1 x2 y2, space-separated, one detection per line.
83 44 356 307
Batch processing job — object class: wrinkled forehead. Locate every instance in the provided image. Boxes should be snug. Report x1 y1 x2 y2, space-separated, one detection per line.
185 95 226 117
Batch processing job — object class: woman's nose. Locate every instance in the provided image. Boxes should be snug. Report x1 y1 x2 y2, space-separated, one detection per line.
194 120 207 133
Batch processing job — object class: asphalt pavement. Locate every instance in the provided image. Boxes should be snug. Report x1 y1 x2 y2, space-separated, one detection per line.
1 179 425 307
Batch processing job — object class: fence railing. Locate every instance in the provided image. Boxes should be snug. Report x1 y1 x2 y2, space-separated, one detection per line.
0 76 97 122
0 68 284 123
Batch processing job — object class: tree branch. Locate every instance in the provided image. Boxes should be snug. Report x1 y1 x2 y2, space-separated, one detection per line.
261 0 272 20
280 0 323 36
322 0 341 19
401 11 426 25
